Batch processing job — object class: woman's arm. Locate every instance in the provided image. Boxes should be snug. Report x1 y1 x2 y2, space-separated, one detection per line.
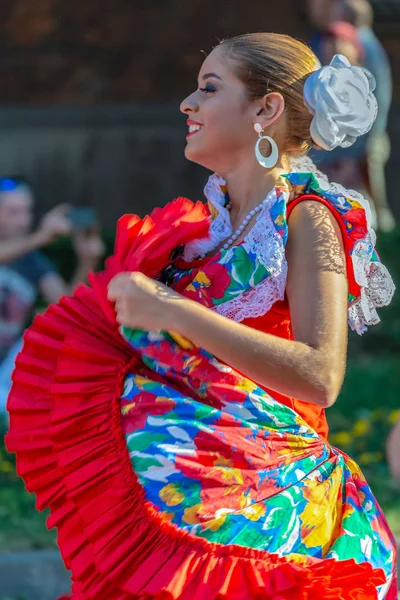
168 201 348 408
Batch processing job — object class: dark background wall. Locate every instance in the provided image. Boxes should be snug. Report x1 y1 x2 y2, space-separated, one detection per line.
0 0 398 225
0 0 309 104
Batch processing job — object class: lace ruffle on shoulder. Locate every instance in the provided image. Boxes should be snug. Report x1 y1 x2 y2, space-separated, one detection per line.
290 156 395 334
183 162 395 334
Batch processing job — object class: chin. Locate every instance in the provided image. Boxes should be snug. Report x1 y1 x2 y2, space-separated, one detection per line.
184 144 217 173
184 144 202 165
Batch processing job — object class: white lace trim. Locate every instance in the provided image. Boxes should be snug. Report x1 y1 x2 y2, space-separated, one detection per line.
213 262 288 322
183 174 231 261
184 162 395 332
349 247 395 334
185 174 288 322
213 191 288 322
242 189 284 276
290 155 395 334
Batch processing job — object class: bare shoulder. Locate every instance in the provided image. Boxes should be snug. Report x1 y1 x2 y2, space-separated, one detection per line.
285 200 348 380
286 199 346 276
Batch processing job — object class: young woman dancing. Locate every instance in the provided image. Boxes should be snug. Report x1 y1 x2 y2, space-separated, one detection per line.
6 33 397 599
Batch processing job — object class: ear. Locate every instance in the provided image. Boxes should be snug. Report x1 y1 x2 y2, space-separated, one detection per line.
253 92 285 130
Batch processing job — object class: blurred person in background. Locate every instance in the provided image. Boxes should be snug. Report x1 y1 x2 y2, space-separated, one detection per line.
307 0 396 231
319 20 364 66
333 0 395 231
307 0 339 52
0 176 105 412
387 417 400 483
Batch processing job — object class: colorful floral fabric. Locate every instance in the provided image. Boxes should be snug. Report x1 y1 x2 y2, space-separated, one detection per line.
120 327 396 597
167 171 394 333
119 171 397 597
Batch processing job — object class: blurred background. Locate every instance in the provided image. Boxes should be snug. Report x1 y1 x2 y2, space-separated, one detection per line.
0 1 399 598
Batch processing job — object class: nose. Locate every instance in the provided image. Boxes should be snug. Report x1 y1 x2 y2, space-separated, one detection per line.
180 91 198 116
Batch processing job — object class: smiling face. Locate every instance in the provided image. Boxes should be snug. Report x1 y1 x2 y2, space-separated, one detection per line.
180 46 260 174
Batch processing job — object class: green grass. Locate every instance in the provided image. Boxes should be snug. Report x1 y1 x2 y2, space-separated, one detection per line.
336 356 400 415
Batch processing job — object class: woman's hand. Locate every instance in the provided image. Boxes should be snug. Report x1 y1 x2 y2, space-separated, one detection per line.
107 271 187 331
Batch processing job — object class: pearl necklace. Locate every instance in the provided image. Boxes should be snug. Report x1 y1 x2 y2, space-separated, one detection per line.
199 196 268 258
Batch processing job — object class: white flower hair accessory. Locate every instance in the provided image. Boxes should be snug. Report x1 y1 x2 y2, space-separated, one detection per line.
304 54 378 151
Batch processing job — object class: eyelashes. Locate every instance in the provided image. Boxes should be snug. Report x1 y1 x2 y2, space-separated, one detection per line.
199 85 216 94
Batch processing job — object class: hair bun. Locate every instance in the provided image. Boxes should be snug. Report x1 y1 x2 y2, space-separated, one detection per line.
303 54 378 151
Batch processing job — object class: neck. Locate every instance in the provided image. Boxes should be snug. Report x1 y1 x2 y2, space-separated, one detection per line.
221 159 288 224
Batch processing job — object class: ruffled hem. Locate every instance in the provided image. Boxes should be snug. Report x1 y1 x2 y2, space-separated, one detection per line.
6 200 388 599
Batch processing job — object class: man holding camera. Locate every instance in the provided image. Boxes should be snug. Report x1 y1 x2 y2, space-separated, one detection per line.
0 176 104 412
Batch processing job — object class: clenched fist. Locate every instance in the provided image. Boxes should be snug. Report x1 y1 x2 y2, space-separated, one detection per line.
107 271 186 331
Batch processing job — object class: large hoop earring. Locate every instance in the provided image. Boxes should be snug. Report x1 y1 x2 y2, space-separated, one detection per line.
254 123 279 169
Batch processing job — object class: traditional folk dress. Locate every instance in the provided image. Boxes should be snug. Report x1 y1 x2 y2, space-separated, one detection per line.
6 167 397 599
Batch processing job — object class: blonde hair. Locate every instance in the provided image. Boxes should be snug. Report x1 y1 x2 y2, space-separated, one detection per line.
219 33 319 156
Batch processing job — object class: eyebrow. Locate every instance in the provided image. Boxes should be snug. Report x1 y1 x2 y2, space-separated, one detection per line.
201 72 222 81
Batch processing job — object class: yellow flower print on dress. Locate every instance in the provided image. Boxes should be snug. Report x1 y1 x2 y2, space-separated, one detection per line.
187 271 212 292
301 466 343 555
159 483 185 507
241 502 267 522
182 504 203 525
